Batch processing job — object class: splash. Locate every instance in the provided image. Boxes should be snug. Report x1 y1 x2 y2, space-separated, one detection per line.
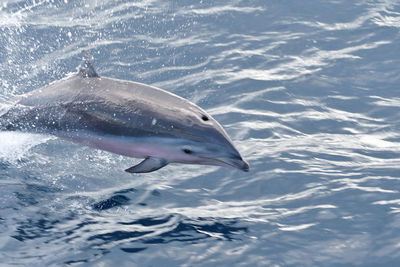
0 131 52 162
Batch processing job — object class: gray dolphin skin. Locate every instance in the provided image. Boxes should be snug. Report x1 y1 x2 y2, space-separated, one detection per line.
0 51 249 173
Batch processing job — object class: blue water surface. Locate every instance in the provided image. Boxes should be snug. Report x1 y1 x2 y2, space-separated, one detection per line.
1 0 400 266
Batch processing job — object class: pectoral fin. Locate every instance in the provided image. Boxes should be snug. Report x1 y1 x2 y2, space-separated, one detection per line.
125 157 168 173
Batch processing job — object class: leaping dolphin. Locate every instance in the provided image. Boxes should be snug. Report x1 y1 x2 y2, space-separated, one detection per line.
0 51 249 173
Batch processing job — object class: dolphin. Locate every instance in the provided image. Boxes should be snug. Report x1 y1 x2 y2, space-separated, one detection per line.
0 51 249 173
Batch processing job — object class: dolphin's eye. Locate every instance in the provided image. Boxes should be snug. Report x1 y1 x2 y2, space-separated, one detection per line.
201 115 209 121
183 148 192 154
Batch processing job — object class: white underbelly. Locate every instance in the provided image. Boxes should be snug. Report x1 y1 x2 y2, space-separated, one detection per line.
57 132 170 159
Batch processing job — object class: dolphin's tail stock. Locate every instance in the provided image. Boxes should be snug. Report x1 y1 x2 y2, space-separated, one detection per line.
0 104 16 132
0 103 7 131
0 95 15 123
0 112 8 131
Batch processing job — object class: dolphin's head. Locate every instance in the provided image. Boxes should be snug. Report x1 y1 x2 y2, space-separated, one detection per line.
159 109 249 172
177 138 250 172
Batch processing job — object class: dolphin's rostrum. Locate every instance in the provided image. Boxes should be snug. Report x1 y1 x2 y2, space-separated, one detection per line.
0 51 249 173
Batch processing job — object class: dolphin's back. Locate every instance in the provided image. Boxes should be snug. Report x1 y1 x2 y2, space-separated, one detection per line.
0 75 213 141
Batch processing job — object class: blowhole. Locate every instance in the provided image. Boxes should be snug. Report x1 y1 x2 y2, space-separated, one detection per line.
201 115 209 121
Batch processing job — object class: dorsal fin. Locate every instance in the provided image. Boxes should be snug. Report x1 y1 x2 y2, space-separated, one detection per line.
78 50 99 78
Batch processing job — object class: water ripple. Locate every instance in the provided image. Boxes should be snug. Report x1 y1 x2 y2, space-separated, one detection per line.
1 0 400 266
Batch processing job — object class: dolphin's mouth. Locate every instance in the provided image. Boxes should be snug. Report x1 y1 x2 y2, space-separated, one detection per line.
226 157 250 172
200 155 250 172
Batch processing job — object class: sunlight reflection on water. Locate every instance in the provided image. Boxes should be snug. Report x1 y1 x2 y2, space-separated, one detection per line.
1 0 400 266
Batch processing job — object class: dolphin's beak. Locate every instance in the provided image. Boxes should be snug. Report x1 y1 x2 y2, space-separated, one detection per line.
229 157 250 172
198 153 249 172
214 155 249 172
241 159 250 172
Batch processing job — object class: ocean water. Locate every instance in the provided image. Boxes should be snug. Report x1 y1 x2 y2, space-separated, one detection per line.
1 0 400 266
